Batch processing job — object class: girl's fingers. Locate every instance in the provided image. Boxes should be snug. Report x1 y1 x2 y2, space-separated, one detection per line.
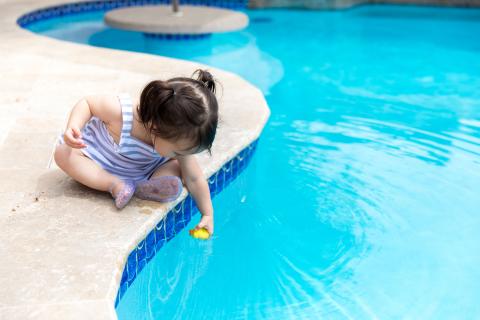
64 133 86 148
72 139 86 148
64 133 74 145
75 138 86 147
67 141 82 148
64 128 86 148
72 142 86 148
64 132 77 144
72 127 82 139
196 222 213 234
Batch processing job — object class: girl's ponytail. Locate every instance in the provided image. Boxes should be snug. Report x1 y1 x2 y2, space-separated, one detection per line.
193 69 216 94
139 80 178 132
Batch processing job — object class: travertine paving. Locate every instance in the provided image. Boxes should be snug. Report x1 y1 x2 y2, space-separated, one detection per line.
0 1 270 319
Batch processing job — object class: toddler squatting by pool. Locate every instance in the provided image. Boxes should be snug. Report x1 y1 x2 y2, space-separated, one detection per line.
54 69 219 235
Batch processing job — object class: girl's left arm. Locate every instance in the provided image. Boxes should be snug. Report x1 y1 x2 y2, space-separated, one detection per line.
177 155 214 235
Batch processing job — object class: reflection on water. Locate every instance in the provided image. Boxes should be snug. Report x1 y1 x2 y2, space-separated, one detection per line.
27 4 480 319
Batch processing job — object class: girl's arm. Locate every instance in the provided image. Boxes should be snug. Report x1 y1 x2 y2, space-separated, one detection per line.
67 94 120 129
177 155 214 234
63 94 120 148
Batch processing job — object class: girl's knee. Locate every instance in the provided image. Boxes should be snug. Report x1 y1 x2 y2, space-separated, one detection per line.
151 159 181 179
169 158 180 169
166 159 181 177
53 144 70 169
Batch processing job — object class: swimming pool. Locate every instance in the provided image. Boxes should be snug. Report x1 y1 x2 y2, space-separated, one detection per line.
25 4 480 319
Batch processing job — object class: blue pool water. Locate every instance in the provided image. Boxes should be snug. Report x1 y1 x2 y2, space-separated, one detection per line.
27 5 480 319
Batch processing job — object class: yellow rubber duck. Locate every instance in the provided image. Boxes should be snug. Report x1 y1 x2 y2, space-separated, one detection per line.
189 227 210 240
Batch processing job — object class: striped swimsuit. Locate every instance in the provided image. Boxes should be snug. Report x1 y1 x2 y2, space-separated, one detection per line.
59 92 170 182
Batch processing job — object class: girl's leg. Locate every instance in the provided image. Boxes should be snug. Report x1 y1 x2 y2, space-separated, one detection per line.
150 159 182 180
54 144 134 207
135 159 183 202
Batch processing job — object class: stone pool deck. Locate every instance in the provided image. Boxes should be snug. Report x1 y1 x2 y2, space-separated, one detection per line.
0 1 270 319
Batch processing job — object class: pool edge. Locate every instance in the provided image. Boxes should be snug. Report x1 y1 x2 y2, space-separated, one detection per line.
1 0 270 318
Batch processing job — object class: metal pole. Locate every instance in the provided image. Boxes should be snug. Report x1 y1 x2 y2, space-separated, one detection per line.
172 0 179 13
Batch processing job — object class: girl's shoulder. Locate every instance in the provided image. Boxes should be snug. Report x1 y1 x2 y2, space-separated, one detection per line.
85 93 123 125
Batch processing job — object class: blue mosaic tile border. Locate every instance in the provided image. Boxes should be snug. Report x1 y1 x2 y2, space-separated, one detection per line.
17 0 248 28
114 139 259 308
143 32 212 40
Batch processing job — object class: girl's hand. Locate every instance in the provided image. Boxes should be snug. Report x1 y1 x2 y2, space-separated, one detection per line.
63 127 86 149
195 214 214 236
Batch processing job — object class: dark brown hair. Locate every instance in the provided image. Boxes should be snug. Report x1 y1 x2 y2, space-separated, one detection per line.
138 69 219 155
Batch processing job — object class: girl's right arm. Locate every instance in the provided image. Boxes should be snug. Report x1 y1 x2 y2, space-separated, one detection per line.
63 98 91 148
63 95 120 149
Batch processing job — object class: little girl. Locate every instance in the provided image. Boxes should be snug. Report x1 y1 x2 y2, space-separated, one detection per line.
54 69 218 235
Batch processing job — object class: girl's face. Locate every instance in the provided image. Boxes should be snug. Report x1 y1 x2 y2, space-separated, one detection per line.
152 135 200 158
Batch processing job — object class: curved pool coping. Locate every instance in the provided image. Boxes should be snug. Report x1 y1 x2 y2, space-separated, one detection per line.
0 1 270 319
